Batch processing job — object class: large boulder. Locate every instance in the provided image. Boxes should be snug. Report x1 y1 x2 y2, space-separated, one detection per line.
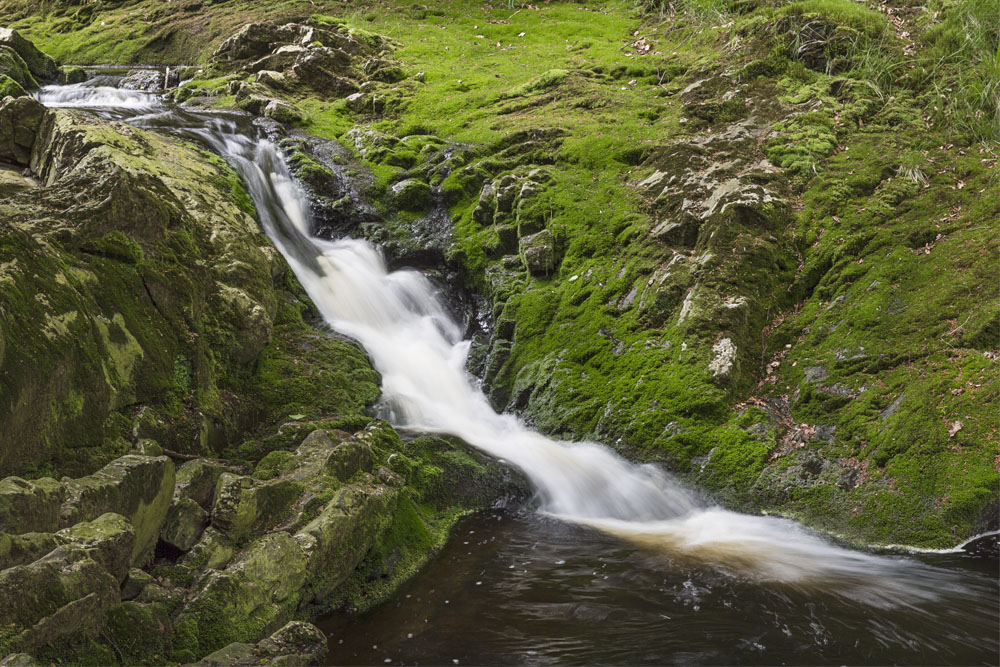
0 531 65 570
0 544 119 654
59 454 175 566
290 50 359 97
0 29 56 83
0 46 34 95
209 473 302 543
0 95 45 165
56 512 135 583
195 621 328 666
160 497 207 552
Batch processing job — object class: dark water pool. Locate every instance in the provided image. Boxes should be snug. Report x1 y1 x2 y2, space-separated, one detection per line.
321 511 998 666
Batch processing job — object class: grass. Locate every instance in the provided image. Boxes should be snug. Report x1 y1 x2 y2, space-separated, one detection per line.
923 0 1000 142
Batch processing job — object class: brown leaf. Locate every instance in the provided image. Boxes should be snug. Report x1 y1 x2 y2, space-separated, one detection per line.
948 420 963 437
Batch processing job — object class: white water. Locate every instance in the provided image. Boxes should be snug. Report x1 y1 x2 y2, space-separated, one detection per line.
36 84 982 608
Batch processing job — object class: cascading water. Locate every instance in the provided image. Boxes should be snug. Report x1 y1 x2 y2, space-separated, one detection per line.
35 83 996 618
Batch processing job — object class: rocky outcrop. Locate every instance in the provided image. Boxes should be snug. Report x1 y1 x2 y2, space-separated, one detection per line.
0 94 374 477
0 422 525 663
0 29 56 82
0 29 57 97
207 18 402 125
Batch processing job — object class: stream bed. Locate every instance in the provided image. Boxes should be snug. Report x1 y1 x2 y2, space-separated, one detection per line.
322 511 998 666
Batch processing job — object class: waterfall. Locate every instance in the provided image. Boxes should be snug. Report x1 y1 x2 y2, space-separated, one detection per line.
34 83 982 608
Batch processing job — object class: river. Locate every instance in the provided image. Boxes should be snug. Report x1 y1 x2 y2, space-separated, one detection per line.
34 81 999 666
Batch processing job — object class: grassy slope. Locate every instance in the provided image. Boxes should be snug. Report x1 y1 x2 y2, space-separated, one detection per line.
5 0 997 548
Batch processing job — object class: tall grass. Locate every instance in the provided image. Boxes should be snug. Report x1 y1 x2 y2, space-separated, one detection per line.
926 0 1000 143
633 0 735 22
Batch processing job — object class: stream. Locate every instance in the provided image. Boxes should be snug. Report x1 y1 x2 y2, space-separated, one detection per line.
34 81 999 666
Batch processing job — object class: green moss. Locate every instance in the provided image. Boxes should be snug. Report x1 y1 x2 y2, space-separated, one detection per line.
776 0 889 39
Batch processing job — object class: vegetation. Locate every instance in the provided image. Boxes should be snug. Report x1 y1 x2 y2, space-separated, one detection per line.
0 0 996 660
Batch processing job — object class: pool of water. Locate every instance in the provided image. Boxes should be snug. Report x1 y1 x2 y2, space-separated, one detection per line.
322 511 998 666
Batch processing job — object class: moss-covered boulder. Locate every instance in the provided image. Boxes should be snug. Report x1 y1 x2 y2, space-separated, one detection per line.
0 544 119 655
0 29 56 83
0 96 44 165
0 531 64 570
0 101 375 478
59 454 175 566
0 476 64 534
193 621 327 666
390 177 431 211
160 497 208 552
56 512 135 583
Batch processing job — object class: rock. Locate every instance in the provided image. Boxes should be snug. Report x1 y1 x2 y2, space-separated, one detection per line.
59 454 176 566
194 621 327 666
119 69 163 92
0 654 41 666
803 366 829 383
58 66 87 85
210 473 302 542
180 526 236 571
0 95 46 166
295 429 373 482
0 29 57 82
708 337 738 381
390 178 431 211
291 51 360 97
134 438 163 456
0 544 119 653
160 497 208 552
195 642 256 666
213 23 305 62
295 485 397 602
263 98 304 124
0 531 65 570
120 567 155 600
519 229 555 276
0 476 65 534
473 180 496 224
0 164 37 195
180 532 310 654
246 48 303 74
255 69 286 87
56 512 135 583
256 621 328 664
0 47 34 91
0 73 26 98
175 459 228 510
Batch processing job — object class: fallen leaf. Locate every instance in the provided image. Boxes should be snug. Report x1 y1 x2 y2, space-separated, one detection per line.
948 420 963 437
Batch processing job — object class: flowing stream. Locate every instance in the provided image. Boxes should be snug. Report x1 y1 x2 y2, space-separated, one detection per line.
35 83 999 665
